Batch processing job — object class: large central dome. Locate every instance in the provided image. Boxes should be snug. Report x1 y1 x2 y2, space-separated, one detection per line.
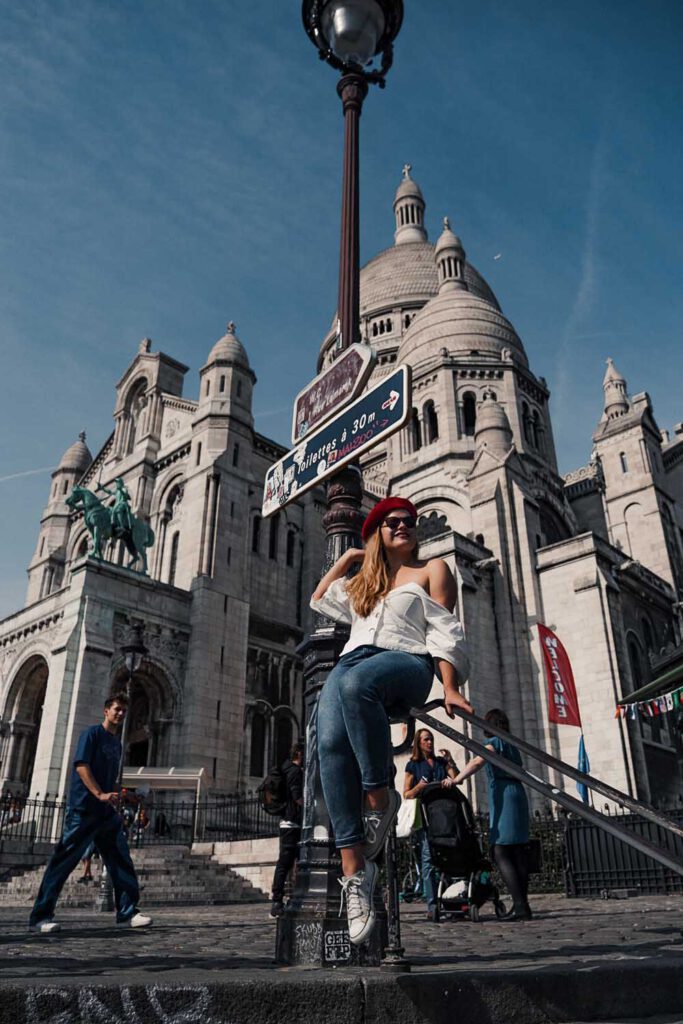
359 241 500 314
317 167 505 369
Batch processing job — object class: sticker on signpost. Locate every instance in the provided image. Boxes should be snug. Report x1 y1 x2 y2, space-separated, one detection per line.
262 364 411 517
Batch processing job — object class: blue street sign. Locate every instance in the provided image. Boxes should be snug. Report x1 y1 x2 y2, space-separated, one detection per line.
262 364 412 516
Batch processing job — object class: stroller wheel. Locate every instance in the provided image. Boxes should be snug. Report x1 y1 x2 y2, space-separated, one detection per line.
494 899 509 920
468 905 480 922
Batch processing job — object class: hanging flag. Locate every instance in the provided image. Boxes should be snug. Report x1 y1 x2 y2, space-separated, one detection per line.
577 734 590 804
538 624 582 727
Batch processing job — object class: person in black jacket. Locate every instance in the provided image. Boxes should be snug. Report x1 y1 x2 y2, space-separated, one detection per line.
270 742 304 918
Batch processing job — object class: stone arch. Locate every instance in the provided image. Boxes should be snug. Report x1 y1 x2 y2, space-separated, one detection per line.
623 502 643 559
109 657 181 768
1 654 49 795
67 527 91 566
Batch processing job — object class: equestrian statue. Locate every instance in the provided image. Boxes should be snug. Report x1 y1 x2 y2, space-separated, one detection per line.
66 479 155 574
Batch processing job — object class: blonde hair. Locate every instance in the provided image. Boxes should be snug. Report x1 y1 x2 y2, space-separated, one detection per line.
346 528 418 618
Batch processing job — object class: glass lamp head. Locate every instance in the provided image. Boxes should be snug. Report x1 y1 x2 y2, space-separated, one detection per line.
320 0 385 66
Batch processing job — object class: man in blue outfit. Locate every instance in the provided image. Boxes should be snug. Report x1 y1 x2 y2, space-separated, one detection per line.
29 693 152 934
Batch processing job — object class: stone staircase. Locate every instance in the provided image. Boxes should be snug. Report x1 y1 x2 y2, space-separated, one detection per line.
0 845 267 908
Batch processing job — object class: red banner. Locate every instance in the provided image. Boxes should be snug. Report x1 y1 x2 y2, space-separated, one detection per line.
538 624 582 727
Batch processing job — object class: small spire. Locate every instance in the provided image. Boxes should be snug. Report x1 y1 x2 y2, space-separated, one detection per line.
139 337 152 353
603 357 629 419
435 215 467 293
227 321 236 334
393 164 427 245
79 430 87 443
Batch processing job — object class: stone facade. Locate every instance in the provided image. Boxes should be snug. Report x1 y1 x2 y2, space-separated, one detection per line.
1 167 682 811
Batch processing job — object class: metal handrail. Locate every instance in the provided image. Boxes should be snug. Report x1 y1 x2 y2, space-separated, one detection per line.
412 701 683 879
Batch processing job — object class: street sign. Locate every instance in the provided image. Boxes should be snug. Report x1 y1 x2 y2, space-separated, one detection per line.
291 343 376 444
263 364 412 517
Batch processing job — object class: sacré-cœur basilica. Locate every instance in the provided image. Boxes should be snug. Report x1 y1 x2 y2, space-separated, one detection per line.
1 167 682 812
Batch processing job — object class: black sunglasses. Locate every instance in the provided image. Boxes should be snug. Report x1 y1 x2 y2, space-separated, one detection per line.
382 515 417 531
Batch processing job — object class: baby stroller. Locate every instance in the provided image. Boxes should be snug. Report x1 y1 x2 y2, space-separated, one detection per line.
419 782 508 922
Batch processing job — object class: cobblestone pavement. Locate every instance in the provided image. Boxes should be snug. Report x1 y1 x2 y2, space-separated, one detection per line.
1 893 682 983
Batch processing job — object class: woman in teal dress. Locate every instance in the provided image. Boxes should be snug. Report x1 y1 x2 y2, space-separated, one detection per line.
451 708 532 920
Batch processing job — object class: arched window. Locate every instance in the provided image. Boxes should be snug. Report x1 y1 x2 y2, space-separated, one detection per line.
167 532 180 586
620 452 628 473
372 322 378 337
219 375 225 393
274 716 293 769
386 318 392 332
125 380 147 455
252 515 261 554
286 530 296 567
532 409 543 451
249 712 267 777
410 408 422 451
280 664 291 706
269 514 279 560
424 400 439 444
205 379 210 397
521 402 533 445
76 537 89 560
462 392 477 437
642 618 654 658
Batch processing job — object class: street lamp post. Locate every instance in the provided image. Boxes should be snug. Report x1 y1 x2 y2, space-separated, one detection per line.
275 0 403 968
96 623 147 913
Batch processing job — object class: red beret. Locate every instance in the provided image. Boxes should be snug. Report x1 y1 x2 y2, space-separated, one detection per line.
361 497 418 542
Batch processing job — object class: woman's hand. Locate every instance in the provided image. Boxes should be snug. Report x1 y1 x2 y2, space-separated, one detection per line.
443 684 474 718
441 777 457 788
342 548 365 569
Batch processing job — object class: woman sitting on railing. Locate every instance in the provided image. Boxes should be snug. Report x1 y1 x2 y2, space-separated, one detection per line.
450 707 532 920
310 496 471 946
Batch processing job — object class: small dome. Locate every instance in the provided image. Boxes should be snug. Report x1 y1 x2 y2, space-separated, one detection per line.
207 321 250 369
398 290 527 367
475 391 513 454
58 431 92 473
394 164 424 203
435 217 464 257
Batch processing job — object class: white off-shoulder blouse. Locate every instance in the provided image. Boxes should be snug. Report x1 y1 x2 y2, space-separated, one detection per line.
310 579 469 682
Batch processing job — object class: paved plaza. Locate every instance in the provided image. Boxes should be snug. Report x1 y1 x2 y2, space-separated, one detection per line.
1 894 682 1024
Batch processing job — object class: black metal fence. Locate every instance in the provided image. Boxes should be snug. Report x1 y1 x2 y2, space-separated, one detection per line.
564 806 683 897
0 792 279 847
3 791 681 897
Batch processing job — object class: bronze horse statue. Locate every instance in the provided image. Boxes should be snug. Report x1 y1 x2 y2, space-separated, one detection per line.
67 485 155 574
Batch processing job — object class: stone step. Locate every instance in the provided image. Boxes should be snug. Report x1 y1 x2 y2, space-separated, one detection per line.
0 845 267 907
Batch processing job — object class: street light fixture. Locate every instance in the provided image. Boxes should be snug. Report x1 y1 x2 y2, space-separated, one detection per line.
96 622 147 912
275 1 404 968
302 0 402 84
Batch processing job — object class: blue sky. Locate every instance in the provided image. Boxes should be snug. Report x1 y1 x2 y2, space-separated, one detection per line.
1 0 681 618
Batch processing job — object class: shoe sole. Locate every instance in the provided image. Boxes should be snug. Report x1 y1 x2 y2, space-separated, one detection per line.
348 861 378 946
29 926 61 935
364 790 401 862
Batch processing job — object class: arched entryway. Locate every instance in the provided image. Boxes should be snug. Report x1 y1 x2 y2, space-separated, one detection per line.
110 660 177 768
1 655 49 796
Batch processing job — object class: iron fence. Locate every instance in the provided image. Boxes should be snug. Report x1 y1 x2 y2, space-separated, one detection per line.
0 792 279 847
564 806 683 897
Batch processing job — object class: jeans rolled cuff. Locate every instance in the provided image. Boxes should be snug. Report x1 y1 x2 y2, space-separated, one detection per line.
335 831 366 850
362 780 388 792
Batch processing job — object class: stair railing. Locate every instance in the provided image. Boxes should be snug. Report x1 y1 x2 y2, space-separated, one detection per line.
412 701 683 878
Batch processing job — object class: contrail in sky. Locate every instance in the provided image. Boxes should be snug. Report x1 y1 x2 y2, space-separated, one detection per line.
0 466 54 483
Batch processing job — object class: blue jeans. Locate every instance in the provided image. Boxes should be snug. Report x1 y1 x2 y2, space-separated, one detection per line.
415 827 439 912
29 807 140 925
317 645 434 849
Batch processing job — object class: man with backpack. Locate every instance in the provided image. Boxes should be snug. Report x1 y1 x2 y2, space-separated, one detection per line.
269 742 304 918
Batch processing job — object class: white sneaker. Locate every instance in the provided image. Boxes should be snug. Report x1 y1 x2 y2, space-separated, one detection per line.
117 912 153 928
29 919 61 935
338 859 378 946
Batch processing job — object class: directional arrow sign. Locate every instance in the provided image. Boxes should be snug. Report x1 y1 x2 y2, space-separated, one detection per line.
291 342 376 444
263 364 412 517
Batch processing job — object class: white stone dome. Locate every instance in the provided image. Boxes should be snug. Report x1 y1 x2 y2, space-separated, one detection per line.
359 242 500 314
398 290 527 367
207 322 250 369
58 432 92 473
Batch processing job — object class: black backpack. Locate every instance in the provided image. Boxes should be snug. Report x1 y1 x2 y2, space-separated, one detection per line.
258 765 288 817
